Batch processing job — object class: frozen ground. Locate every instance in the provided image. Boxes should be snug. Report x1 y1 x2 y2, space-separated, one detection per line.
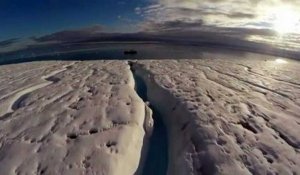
0 52 299 175
132 53 300 175
0 61 153 175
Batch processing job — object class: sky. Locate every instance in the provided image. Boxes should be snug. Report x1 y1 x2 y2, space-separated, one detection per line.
0 0 300 54
0 0 147 39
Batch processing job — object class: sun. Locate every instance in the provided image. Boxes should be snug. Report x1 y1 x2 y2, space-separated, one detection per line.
271 6 300 34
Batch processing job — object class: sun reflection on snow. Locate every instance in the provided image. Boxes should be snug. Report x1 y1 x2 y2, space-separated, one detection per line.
275 59 288 64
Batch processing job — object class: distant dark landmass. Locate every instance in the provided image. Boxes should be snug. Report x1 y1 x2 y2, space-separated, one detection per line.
0 30 299 65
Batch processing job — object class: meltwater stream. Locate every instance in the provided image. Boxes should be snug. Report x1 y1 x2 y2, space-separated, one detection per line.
142 106 168 175
131 69 168 175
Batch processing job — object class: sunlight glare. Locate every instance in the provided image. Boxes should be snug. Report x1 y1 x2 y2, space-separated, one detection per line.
271 6 300 34
275 59 288 64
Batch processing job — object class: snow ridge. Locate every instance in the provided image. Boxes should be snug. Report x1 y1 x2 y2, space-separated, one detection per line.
130 60 300 175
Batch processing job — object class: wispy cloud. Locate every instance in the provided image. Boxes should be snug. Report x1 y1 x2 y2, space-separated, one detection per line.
138 0 300 31
134 0 300 53
0 38 19 47
33 25 106 43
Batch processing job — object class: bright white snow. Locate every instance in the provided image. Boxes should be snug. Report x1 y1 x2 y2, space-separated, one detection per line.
0 61 152 175
0 51 299 175
132 53 300 175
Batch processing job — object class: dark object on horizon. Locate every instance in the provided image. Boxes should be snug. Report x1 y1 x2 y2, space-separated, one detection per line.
124 50 137 55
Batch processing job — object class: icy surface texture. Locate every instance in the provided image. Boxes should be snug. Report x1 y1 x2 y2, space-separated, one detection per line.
133 54 300 175
0 52 300 175
0 61 151 175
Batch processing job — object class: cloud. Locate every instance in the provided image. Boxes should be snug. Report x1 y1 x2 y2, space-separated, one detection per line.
0 38 36 54
33 25 106 42
135 0 300 53
135 7 142 15
142 19 204 31
0 38 19 47
138 0 300 31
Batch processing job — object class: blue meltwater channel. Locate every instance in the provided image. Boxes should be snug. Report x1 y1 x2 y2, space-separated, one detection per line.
132 72 168 175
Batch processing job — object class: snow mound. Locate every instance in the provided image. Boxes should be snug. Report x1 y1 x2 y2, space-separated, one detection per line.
132 54 300 175
0 61 152 175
